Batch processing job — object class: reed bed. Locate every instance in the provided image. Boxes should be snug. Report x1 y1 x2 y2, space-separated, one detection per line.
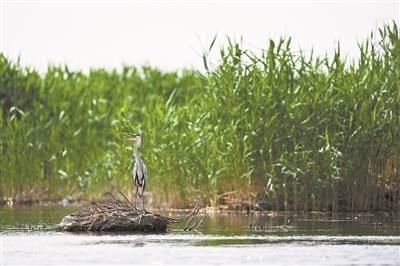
1 24 399 211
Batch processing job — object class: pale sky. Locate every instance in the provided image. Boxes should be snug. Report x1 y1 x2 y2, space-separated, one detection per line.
1 0 399 72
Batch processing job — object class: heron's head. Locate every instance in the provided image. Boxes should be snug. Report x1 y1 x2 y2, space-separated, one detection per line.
126 133 142 146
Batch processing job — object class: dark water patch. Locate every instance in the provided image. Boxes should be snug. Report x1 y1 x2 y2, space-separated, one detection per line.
0 205 77 226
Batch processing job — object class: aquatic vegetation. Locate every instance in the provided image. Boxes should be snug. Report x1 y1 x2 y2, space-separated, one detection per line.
0 23 399 210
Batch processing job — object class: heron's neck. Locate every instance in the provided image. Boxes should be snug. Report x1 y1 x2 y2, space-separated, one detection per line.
134 143 141 161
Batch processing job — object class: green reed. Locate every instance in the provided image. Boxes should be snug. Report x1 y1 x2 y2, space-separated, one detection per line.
1 23 399 210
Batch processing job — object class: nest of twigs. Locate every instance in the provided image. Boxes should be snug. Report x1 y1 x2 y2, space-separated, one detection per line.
56 195 205 233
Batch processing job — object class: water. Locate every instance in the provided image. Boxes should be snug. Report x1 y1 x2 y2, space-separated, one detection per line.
1 206 400 265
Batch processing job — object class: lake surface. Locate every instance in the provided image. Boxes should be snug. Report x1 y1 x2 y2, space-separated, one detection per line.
1 206 399 265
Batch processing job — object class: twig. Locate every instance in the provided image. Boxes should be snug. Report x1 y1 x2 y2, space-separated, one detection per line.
119 191 134 207
185 220 197 231
106 192 121 203
183 204 202 231
87 215 100 231
184 207 206 231
195 209 207 231
169 202 201 223
183 205 200 230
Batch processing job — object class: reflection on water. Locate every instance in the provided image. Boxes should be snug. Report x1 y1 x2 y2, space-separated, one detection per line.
1 206 400 265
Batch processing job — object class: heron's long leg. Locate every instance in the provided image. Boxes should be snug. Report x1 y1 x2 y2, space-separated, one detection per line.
134 186 139 211
142 194 146 213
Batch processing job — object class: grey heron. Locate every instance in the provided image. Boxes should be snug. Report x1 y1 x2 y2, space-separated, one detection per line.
126 133 148 212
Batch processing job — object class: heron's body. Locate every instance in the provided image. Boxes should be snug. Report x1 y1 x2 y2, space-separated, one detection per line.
133 145 147 198
128 133 148 211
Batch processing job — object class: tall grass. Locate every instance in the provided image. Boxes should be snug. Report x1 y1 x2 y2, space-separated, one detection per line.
1 23 399 210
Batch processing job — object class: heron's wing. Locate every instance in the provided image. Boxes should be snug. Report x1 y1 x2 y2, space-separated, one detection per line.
137 161 147 197
133 162 142 181
133 160 146 185
143 162 148 182
132 163 137 179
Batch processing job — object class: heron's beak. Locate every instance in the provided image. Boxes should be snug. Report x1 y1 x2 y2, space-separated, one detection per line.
126 137 136 141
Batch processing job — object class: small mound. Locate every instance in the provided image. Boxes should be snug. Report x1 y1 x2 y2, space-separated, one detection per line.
56 200 170 233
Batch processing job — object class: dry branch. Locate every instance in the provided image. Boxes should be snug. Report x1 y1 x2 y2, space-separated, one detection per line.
56 197 206 233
